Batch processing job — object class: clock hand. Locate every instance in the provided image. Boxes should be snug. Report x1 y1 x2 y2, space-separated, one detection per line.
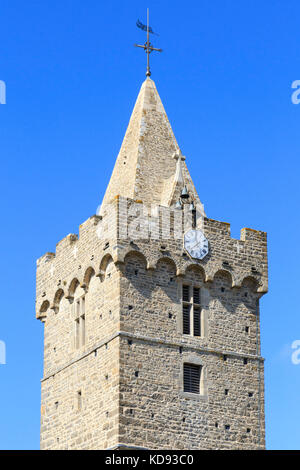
190 241 200 250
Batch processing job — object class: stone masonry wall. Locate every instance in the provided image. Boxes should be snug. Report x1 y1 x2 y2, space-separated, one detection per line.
36 196 267 449
119 338 264 449
118 258 265 449
40 336 120 450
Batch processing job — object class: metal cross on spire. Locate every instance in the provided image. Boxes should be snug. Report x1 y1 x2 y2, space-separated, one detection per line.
134 9 162 77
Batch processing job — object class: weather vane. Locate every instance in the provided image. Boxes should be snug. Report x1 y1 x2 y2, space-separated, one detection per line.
134 9 162 77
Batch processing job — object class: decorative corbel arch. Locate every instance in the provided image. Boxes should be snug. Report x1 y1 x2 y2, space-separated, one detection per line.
37 300 50 321
124 250 148 269
183 263 206 283
154 255 179 274
155 255 178 271
206 263 238 287
97 253 114 281
66 278 80 302
51 288 64 314
211 268 235 288
241 275 261 293
119 247 147 265
82 267 95 291
230 269 267 293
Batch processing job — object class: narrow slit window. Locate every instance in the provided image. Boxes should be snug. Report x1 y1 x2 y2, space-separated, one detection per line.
193 307 201 336
183 363 201 394
81 315 85 347
182 285 190 302
193 287 200 305
74 296 86 349
75 318 80 349
77 390 82 411
183 304 191 335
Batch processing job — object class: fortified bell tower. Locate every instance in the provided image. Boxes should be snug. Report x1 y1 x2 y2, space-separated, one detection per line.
36 75 268 449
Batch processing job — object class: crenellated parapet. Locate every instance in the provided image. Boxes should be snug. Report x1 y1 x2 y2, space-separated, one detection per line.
36 196 268 321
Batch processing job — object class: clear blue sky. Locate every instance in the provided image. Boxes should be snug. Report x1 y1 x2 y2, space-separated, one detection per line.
0 0 299 450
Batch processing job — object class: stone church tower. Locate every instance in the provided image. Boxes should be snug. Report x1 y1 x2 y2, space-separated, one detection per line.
36 77 268 450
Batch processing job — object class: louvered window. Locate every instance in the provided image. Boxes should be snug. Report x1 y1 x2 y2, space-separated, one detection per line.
182 285 190 302
182 285 202 337
193 307 201 336
183 363 201 394
182 305 190 334
193 287 200 305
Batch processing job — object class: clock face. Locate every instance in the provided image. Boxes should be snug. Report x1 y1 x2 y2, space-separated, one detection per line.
184 230 209 260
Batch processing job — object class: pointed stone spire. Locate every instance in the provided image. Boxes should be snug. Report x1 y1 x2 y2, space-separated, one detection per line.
100 78 205 215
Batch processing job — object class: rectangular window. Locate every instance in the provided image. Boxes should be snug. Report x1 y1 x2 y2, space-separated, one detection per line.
182 284 202 337
81 315 85 347
193 307 201 336
183 363 201 394
81 297 85 346
193 287 200 305
182 304 191 335
182 285 190 302
75 318 80 349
